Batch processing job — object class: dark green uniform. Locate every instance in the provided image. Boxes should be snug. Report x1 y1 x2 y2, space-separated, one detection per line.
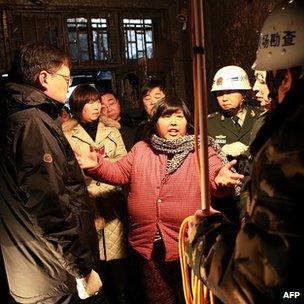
208 105 262 223
207 105 263 147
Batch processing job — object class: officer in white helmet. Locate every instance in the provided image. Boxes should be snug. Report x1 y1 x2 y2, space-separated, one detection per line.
208 65 262 163
208 65 263 224
186 1 304 303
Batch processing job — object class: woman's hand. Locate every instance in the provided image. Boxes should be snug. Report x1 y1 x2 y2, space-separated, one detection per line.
215 159 244 188
74 148 99 169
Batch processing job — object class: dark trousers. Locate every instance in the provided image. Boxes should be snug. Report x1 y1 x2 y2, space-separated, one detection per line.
135 240 186 304
0 250 17 303
98 258 132 304
34 290 108 304
35 294 76 304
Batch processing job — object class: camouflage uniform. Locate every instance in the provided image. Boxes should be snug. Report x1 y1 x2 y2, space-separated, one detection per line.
186 99 304 303
239 110 269 219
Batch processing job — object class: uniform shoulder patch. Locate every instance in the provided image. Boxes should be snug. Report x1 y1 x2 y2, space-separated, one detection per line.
250 109 256 117
208 112 219 119
249 106 264 117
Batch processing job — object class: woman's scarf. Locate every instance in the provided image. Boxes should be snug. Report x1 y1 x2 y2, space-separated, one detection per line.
150 134 195 174
150 134 228 175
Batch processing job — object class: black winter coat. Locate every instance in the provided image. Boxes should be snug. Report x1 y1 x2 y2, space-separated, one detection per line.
0 83 99 303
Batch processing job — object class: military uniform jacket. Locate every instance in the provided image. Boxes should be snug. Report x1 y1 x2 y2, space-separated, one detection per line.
207 105 262 147
186 97 304 303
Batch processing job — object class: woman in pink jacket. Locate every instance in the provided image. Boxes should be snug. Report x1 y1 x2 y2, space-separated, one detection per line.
77 96 243 304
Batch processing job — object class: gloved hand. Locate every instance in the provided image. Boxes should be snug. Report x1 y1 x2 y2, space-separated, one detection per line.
221 142 248 157
76 269 102 299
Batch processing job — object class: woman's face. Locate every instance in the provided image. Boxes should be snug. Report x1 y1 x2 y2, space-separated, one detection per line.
81 99 101 123
156 109 187 140
143 87 165 116
252 70 271 109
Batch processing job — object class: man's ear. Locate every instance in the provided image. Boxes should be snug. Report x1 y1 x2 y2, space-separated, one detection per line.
280 69 293 94
36 71 49 91
278 69 293 103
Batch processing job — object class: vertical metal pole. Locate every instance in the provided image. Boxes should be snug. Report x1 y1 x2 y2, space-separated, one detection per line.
191 0 210 212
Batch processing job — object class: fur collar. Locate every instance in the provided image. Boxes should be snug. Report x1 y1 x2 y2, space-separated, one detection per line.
62 114 121 133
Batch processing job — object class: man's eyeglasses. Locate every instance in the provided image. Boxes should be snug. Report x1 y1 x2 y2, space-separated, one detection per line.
52 73 73 86
101 101 117 110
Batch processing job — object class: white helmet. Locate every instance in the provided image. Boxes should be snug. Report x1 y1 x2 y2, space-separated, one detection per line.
211 65 251 92
252 0 304 71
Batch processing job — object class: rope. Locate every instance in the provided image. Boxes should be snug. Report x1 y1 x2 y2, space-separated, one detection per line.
179 217 216 304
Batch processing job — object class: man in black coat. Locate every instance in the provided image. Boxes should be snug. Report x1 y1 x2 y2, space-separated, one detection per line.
0 43 101 303
100 90 136 151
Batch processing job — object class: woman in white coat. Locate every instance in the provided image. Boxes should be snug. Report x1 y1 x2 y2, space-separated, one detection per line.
63 84 130 304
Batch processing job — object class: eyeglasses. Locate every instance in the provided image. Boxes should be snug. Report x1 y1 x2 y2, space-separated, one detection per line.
101 101 117 109
52 73 73 86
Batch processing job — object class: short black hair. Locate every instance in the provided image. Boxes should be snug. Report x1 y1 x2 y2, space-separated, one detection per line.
10 43 71 86
140 78 165 101
100 89 119 101
146 96 194 138
69 84 100 120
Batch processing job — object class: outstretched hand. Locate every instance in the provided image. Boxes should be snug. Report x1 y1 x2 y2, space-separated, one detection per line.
74 147 99 169
215 159 244 188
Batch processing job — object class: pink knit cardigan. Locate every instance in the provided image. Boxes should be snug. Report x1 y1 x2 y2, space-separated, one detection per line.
87 141 225 261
